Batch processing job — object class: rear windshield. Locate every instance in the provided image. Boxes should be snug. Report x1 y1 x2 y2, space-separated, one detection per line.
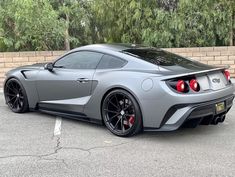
123 48 209 69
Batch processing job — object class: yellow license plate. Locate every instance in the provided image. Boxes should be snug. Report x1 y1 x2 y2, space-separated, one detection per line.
215 102 225 113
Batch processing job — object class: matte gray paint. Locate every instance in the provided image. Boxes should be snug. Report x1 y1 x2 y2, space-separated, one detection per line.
4 44 235 130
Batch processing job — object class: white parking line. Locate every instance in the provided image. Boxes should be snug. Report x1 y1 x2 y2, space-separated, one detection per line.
0 89 3 93
54 117 62 136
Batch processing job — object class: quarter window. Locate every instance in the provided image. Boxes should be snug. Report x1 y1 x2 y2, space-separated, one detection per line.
97 55 126 69
54 51 103 69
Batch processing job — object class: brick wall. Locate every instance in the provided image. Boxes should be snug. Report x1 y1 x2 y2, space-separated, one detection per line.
164 47 235 76
0 46 235 88
0 51 65 88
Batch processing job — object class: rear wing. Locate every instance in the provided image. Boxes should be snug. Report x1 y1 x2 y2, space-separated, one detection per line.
161 67 227 81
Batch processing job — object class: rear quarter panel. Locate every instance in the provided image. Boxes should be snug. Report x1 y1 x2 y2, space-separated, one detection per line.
83 69 163 127
84 68 235 129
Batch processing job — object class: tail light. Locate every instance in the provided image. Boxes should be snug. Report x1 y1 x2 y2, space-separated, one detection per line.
224 70 230 81
189 79 200 92
176 80 186 92
167 77 201 93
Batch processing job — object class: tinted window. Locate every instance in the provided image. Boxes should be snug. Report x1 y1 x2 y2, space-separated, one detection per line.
123 49 211 70
54 51 103 69
97 55 126 69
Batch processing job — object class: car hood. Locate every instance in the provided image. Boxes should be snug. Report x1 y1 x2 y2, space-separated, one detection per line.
16 63 46 71
5 63 46 76
21 63 46 69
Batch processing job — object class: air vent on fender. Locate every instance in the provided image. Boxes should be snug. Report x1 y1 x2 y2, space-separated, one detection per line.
21 70 30 79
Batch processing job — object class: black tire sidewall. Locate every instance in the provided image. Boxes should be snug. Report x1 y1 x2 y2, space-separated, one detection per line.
102 89 142 137
4 78 29 113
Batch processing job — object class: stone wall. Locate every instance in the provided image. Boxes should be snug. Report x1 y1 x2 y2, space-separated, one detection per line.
0 46 235 88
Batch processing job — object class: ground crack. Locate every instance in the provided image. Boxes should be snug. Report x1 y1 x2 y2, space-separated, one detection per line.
0 138 131 165
62 141 130 157
0 136 67 168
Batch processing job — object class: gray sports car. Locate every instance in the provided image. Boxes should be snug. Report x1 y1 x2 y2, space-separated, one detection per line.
3 44 235 136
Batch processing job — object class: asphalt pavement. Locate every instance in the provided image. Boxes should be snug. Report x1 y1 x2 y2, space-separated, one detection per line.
0 86 235 177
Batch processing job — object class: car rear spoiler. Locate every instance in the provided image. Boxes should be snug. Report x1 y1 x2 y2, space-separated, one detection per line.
161 67 228 81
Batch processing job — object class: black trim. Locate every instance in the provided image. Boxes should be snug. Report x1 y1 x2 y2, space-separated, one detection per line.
151 94 235 130
38 106 102 125
53 50 127 70
160 106 178 127
20 70 29 79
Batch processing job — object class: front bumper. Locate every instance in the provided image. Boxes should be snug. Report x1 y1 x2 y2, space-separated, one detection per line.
144 94 234 131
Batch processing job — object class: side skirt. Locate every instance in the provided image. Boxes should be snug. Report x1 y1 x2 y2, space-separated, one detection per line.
37 107 103 125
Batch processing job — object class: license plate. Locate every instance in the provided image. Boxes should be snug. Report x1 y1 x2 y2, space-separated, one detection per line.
215 102 225 113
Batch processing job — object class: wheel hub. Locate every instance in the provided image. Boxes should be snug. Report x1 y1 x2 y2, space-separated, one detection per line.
103 92 137 134
120 110 125 116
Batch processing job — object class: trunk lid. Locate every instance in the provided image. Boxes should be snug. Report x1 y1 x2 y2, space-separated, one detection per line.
163 67 230 91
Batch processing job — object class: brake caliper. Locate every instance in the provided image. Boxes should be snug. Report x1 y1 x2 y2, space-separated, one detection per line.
129 115 135 125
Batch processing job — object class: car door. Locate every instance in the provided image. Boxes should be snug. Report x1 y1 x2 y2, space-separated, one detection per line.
36 51 103 113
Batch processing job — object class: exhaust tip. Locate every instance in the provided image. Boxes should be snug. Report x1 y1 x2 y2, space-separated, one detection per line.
212 117 221 125
219 115 226 123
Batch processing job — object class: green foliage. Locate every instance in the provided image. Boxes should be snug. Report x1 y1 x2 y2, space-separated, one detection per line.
0 0 65 51
0 0 234 51
175 0 232 47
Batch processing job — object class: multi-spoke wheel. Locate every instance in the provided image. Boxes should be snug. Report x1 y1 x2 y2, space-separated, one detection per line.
102 89 142 137
4 78 29 113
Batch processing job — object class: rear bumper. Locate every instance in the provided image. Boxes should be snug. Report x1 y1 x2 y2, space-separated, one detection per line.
144 94 234 131
140 77 234 129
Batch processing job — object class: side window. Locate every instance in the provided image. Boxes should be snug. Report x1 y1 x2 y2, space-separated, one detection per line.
54 51 103 69
97 55 127 69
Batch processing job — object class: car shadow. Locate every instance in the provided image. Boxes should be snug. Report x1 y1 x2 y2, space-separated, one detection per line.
1 103 228 142
133 125 226 143
58 114 224 142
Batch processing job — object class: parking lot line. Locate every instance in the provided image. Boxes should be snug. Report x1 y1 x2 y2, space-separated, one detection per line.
54 117 62 136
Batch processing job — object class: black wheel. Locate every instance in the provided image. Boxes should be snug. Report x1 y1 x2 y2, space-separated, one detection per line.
102 89 142 137
4 78 29 113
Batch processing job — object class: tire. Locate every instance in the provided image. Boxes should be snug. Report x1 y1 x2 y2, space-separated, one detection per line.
4 78 29 113
102 89 142 137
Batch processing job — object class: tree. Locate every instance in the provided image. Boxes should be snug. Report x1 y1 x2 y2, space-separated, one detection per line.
222 0 235 46
0 0 64 51
0 0 234 51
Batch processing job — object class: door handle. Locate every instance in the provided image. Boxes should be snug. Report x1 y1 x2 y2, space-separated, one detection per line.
77 78 89 83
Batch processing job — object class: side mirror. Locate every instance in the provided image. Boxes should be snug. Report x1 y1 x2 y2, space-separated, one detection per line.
44 63 53 71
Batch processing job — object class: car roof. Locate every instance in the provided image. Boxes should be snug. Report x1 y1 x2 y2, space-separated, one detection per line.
72 43 155 52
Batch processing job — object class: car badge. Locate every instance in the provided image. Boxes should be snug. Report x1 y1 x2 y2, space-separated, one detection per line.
212 78 220 83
